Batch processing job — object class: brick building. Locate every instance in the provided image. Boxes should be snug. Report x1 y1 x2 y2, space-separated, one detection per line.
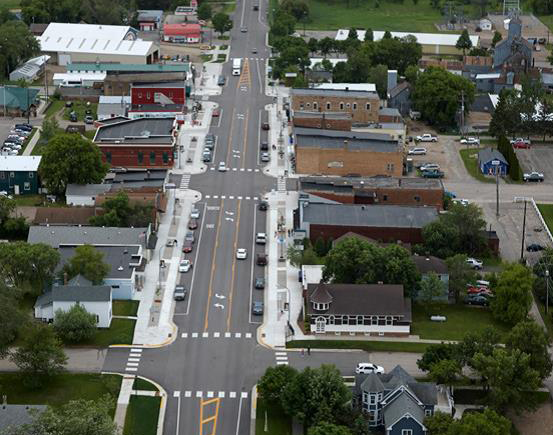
294 128 404 177
299 176 444 209
292 111 352 131
93 118 176 168
291 87 380 124
295 194 438 245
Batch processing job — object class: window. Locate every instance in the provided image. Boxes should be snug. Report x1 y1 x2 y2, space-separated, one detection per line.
313 102 318 110
402 430 413 435
328 315 335 324
10 172 14 178
326 102 331 110
138 93 142 98
346 103 351 109
162 151 169 163
150 151 156 164
306 103 311 108
300 103 304 110
414 195 421 202
369 394 376 404
366 103 371 110
0 172 5 179
111 285 120 289
106 152 112 163
425 409 432 416
28 172 34 178
382 194 388 201
146 92 151 99
387 163 395 172
23 182 30 191
95 314 100 324
353 103 357 110
339 102 344 110
138 152 144 164
371 316 377 325
386 316 393 325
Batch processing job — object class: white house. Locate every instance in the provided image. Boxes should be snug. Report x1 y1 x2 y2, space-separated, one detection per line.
479 18 493 31
34 275 112 328
304 284 412 336
65 184 110 206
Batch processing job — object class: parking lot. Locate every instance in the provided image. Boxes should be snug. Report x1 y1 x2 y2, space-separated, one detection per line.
0 119 34 156
515 143 553 184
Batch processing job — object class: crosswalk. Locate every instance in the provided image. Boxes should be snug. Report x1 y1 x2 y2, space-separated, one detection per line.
176 390 249 399
275 351 289 365
204 195 259 201
180 174 191 190
209 167 260 172
181 332 253 339
277 176 286 192
125 348 143 372
231 57 266 61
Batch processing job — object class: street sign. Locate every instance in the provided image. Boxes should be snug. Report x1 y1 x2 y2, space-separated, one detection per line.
491 159 500 166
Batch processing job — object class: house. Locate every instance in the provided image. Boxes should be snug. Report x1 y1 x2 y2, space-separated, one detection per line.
411 255 449 302
304 283 412 336
294 194 439 245
298 176 445 210
478 148 508 176
137 10 163 31
492 16 532 70
34 275 112 327
0 156 41 195
128 81 186 118
93 117 176 168
38 23 160 65
479 18 493 31
294 128 403 177
291 87 380 124
9 55 50 83
97 96 131 120
0 86 40 117
354 365 453 432
0 405 46 432
335 29 479 55
163 23 202 43
29 23 49 36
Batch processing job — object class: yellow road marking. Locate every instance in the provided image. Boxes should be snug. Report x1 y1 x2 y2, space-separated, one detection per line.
226 198 242 332
203 199 224 332
199 398 220 435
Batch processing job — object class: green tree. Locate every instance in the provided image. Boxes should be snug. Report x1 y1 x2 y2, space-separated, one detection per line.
0 195 15 226
4 396 118 435
448 409 512 435
411 66 475 127
270 10 296 40
489 88 522 138
424 412 454 435
258 365 298 405
457 327 500 369
371 35 422 75
491 30 502 47
417 342 459 372
281 0 309 20
455 29 473 55
418 272 445 307
308 37 319 55
53 304 97 343
367 64 388 99
428 359 461 390
308 422 352 435
0 20 40 80
41 117 60 143
38 134 108 196
446 254 477 303
319 37 334 58
491 263 533 325
383 30 392 38
212 12 233 36
506 320 552 381
347 27 358 41
472 348 540 411
281 365 351 430
89 191 132 227
0 282 26 358
197 3 212 20
10 322 67 388
364 28 373 41
62 244 110 285
472 0 489 17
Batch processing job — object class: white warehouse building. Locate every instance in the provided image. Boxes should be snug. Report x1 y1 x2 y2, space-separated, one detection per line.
39 23 160 65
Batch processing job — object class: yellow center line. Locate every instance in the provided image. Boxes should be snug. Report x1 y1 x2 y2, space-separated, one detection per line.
241 108 249 169
211 399 220 435
201 415 217 424
203 199 224 332
201 397 220 406
226 198 242 332
199 398 221 435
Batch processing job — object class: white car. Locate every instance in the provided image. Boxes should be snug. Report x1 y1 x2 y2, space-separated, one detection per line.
218 162 227 172
236 248 248 259
179 259 192 273
523 171 544 182
415 134 437 142
420 163 440 172
255 232 267 244
355 362 385 375
460 137 480 145
466 257 483 270
190 207 200 219
408 147 427 155
452 198 469 206
510 138 531 145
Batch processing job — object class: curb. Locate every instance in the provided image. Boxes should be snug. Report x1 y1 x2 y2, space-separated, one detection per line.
109 320 178 349
250 384 258 435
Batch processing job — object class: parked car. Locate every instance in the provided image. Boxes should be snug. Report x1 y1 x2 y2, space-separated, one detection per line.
174 285 187 301
466 257 483 269
460 137 480 145
252 301 264 315
527 243 545 252
452 198 469 206
465 294 489 306
262 122 270 130
179 259 192 273
523 171 544 182
185 231 195 243
240 27 248 32
205 134 215 143
260 141 269 151
260 152 270 162
203 151 212 162
84 115 94 124
255 233 267 244
255 277 265 289
422 169 444 178
15 124 32 131
217 76 226 86
420 163 440 172
256 253 267 266
212 109 220 117
190 207 201 219
512 141 531 149
69 112 78 122
408 147 427 155
258 201 268 211
355 363 385 374
510 138 531 145
236 248 248 259
415 133 438 142
188 218 198 230
182 239 193 253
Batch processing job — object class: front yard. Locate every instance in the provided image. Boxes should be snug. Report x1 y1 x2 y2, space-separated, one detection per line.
255 397 292 435
537 204 553 235
83 318 136 347
411 303 511 341
113 300 140 317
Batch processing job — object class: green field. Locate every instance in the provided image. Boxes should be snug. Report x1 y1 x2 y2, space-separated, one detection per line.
304 0 443 32
124 396 161 435
411 303 511 341
255 397 292 435
287 340 430 353
113 300 140 317
0 373 121 410
537 204 553 235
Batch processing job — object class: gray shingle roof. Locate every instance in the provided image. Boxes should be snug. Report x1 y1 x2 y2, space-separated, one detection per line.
28 226 148 247
94 117 175 142
65 184 111 197
0 405 46 431
292 87 379 99
302 203 438 229
35 283 111 307
411 255 448 275
294 127 399 153
360 373 385 393
477 147 508 165
383 393 425 430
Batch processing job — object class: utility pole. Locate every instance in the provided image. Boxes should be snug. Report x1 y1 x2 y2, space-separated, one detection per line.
492 160 500 217
520 199 527 261
460 90 465 140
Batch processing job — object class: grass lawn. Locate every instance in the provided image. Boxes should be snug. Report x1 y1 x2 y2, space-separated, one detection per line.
44 100 65 118
459 148 495 184
201 54 213 62
287 340 430 353
20 127 38 154
83 130 96 140
304 0 442 32
82 318 136 347
113 300 140 317
255 397 292 435
0 373 121 411
533 290 553 337
133 378 158 391
124 396 161 435
537 204 553 235
63 101 98 122
13 194 67 207
411 303 511 341
0 0 21 8
538 15 553 32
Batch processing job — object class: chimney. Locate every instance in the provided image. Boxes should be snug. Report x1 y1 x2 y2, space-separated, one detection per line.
387 70 398 93
63 272 68 285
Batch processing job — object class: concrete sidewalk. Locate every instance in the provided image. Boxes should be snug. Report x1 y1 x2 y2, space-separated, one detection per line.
0 348 106 372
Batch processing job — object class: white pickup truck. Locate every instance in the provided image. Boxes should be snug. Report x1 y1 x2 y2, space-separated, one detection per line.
416 133 438 142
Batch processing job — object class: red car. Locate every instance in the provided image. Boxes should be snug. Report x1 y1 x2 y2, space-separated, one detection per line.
188 218 198 230
512 141 531 149
212 109 220 117
182 240 193 253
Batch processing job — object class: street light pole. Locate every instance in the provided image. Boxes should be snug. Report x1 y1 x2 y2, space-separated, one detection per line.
520 199 527 261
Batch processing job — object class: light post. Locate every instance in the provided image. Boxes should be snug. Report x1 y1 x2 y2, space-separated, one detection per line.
546 269 550 315
491 159 500 217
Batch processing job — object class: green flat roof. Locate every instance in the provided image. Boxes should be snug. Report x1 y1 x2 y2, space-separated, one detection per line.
66 63 190 73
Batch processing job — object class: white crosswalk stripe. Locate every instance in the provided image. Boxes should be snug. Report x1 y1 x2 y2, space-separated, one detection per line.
180 332 254 339
275 351 289 366
277 176 286 192
180 174 191 189
202 196 260 203
126 348 143 372
180 391 247 399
